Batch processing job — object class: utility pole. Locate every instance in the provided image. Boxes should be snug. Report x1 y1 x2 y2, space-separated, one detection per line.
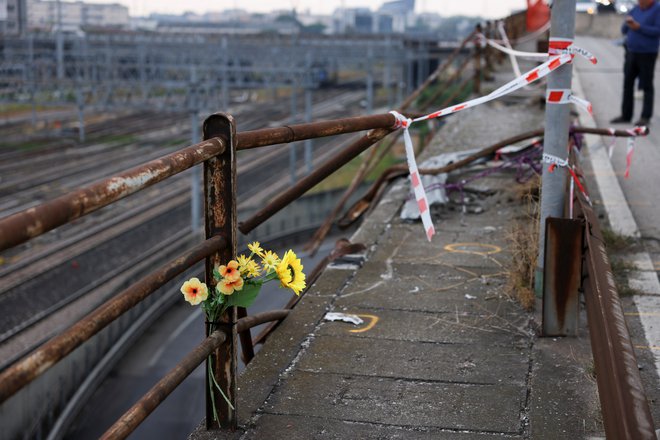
56 0 64 80
304 52 313 175
290 84 298 184
189 67 202 232
535 0 577 295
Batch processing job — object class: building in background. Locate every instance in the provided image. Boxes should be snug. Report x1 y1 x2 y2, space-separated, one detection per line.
1 0 28 35
332 0 415 34
25 0 129 32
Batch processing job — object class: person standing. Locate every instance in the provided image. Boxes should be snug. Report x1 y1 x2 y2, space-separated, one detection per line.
611 0 660 126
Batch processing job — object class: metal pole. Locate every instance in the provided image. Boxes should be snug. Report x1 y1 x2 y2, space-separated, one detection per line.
221 38 229 110
190 67 202 232
202 113 237 430
28 34 36 128
304 54 313 174
290 85 298 184
76 87 85 143
304 86 313 174
56 0 64 80
535 0 576 296
366 46 374 114
385 37 393 108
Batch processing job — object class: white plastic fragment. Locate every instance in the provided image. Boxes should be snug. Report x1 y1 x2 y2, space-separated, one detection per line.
323 312 364 326
465 294 477 300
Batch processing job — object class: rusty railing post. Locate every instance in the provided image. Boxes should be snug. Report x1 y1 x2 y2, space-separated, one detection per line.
203 113 238 430
542 217 583 336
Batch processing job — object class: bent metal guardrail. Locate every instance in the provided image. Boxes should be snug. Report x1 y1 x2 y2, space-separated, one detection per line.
0 18 493 438
541 147 656 439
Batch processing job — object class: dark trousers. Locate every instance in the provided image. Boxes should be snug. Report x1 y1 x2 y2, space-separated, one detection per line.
622 50 658 120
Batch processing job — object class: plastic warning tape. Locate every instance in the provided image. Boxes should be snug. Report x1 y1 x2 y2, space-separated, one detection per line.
546 88 594 115
389 46 598 241
390 111 435 241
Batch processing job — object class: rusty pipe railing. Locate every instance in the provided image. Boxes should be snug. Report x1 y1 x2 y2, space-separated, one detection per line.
0 235 227 404
100 310 289 440
0 138 225 252
238 123 396 234
0 113 405 254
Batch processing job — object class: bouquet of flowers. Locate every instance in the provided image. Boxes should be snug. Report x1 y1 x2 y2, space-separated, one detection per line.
179 241 306 422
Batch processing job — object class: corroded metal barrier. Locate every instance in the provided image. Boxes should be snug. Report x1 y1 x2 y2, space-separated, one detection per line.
0 17 495 439
542 147 657 439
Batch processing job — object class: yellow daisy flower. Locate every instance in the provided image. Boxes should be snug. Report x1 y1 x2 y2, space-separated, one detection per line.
245 259 261 278
180 277 209 305
261 250 280 273
276 250 306 295
248 241 265 257
236 254 251 275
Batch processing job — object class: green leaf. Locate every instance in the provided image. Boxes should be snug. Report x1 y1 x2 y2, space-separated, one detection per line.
224 283 261 309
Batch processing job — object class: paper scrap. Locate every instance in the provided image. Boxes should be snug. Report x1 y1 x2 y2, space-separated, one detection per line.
324 313 364 326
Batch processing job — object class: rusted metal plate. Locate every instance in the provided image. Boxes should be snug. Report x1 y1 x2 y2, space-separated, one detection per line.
542 217 583 336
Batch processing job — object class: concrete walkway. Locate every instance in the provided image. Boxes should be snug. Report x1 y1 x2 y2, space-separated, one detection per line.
191 88 603 438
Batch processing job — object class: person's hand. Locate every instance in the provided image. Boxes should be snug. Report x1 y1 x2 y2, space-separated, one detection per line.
626 15 641 30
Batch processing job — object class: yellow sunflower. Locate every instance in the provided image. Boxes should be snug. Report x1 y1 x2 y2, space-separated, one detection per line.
275 250 306 295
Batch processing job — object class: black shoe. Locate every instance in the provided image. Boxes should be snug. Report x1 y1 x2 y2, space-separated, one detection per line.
610 116 631 123
635 118 650 126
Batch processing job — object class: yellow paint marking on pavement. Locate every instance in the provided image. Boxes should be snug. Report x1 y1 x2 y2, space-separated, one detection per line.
444 243 502 256
350 314 379 333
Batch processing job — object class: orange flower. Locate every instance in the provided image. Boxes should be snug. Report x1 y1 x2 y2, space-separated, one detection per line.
218 260 241 282
180 277 209 305
217 276 244 295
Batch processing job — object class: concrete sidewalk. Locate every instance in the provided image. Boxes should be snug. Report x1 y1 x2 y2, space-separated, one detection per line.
191 97 603 438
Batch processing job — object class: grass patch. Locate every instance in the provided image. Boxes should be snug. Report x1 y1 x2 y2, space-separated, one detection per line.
602 228 635 252
309 149 403 194
506 175 541 311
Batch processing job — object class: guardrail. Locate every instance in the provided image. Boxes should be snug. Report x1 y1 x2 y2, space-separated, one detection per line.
542 146 657 439
0 16 505 438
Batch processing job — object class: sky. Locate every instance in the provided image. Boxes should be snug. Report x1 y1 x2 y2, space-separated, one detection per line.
92 0 528 18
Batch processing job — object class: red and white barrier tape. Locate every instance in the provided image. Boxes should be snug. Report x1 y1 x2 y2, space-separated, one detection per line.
390 46 598 241
390 111 435 241
546 88 593 115
543 153 591 206
606 128 617 158
478 35 598 65
623 126 646 178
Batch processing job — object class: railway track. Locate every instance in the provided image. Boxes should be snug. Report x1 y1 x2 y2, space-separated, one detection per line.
0 86 374 350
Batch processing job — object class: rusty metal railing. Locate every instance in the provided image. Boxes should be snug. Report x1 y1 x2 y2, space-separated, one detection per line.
0 13 528 439
540 145 656 439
